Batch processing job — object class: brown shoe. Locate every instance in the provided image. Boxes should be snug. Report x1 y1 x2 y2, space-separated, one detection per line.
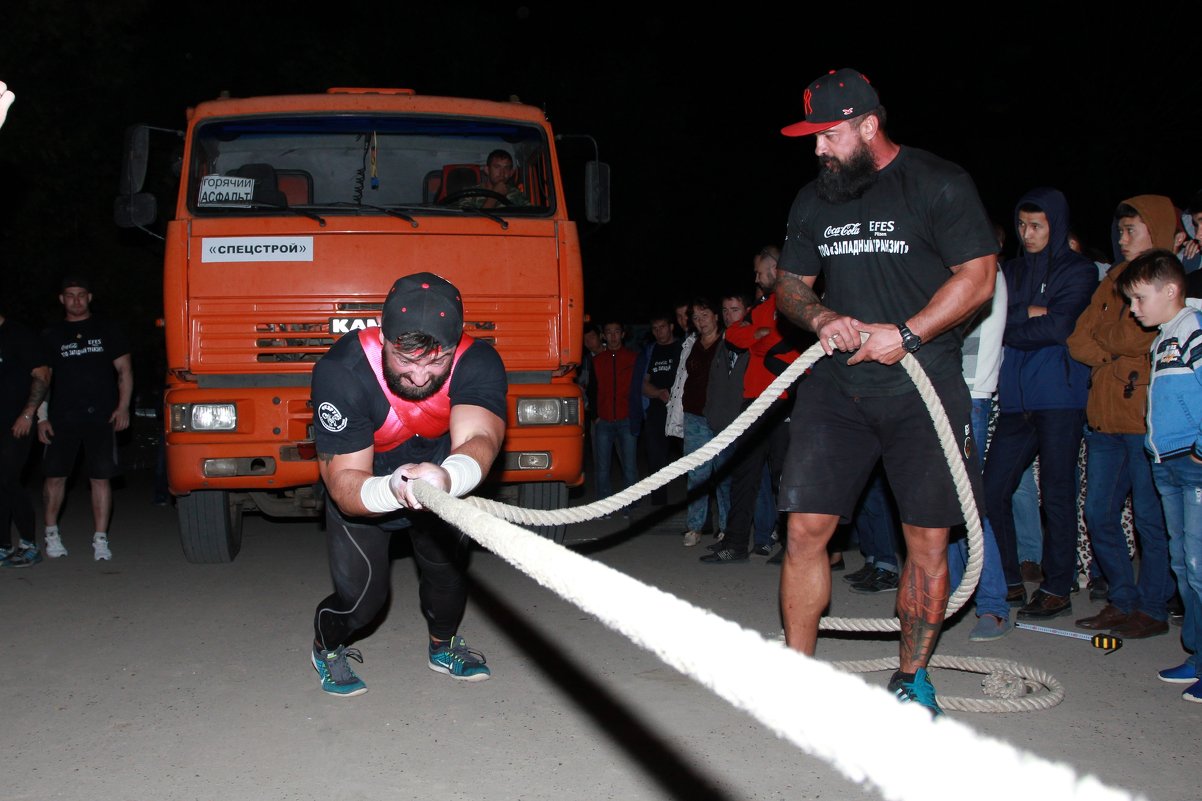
1017 589 1072 620
1109 610 1169 639
1075 604 1129 630
1019 560 1043 584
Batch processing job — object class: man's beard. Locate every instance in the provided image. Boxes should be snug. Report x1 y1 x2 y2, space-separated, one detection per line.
383 360 451 401
815 141 879 203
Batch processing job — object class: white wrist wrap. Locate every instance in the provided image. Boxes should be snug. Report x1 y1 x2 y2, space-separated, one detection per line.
36 401 48 423
441 453 482 498
360 475 403 513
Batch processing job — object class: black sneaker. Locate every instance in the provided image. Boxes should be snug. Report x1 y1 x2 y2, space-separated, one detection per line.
842 562 875 584
849 567 900 594
699 548 749 564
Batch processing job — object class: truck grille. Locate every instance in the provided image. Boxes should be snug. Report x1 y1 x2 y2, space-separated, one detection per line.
191 298 560 370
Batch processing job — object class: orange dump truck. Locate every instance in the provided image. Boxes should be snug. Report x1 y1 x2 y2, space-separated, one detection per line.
116 88 608 562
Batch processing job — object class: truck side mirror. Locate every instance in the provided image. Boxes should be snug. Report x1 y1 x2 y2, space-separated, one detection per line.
114 193 158 228
119 124 150 196
585 160 610 224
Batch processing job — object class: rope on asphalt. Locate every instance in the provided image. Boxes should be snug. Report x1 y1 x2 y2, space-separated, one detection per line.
467 339 1063 712
413 479 1137 801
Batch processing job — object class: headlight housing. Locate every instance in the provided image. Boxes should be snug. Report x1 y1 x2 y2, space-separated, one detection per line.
515 397 579 426
171 402 237 431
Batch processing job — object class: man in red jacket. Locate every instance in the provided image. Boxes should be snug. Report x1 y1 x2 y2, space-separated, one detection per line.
701 246 807 563
592 320 639 503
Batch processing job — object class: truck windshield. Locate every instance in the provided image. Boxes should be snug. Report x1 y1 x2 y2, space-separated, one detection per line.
187 114 554 216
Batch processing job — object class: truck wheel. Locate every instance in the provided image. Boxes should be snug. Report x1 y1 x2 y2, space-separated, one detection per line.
177 490 243 563
517 481 568 544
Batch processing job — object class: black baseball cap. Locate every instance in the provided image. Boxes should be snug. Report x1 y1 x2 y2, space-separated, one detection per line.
381 272 463 351
60 275 91 292
781 68 880 138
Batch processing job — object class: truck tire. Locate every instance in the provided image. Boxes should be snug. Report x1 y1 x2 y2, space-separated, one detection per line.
517 481 568 544
177 490 243 563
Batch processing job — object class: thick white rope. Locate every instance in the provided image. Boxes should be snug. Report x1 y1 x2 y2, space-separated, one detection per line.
415 481 1140 801
467 339 1064 714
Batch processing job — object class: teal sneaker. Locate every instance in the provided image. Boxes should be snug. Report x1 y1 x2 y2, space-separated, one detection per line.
887 668 943 718
311 644 367 697
428 635 491 682
2 540 42 569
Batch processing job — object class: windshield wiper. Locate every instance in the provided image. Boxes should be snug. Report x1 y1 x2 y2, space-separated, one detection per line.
244 200 327 226
319 201 419 228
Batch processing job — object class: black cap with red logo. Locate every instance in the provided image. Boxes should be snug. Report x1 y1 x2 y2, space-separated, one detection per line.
781 68 880 138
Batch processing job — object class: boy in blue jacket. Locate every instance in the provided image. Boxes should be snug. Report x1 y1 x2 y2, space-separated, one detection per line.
1118 248 1202 703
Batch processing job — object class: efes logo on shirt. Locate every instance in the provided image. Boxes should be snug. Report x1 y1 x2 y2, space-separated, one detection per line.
318 402 347 432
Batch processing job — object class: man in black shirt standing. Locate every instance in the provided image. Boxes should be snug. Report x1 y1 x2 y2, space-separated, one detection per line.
38 276 132 562
0 311 49 567
772 68 998 716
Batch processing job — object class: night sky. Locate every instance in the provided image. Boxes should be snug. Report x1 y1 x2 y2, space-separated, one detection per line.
2 4 1197 359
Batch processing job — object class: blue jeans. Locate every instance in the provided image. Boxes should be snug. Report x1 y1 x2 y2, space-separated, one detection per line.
948 397 1011 619
682 413 730 532
984 409 1086 596
1012 465 1042 564
593 417 638 500
1151 457 1202 678
851 469 899 573
1083 430 1171 619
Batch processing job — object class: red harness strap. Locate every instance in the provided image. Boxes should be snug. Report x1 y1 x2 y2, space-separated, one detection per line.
357 329 473 453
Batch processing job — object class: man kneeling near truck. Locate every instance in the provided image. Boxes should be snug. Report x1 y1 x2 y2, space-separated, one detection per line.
309 271 507 696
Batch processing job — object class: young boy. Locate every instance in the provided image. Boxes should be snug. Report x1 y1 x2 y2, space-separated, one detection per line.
1118 248 1202 703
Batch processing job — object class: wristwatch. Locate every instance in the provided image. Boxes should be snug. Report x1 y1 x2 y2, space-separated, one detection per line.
897 324 922 353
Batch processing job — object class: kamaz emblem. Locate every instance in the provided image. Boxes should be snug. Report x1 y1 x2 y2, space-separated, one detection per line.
329 317 380 335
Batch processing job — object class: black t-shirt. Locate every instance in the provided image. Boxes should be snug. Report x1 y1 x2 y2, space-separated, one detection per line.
0 319 47 423
645 339 682 405
41 316 131 422
311 333 507 526
779 146 997 395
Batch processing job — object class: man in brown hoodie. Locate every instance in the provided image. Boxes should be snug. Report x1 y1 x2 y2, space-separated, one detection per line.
1066 195 1185 638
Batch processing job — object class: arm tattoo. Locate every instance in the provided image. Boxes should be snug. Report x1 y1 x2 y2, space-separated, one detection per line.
775 274 831 332
26 375 49 409
317 452 334 466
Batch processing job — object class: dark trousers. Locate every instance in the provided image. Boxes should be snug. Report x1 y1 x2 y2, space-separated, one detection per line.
0 430 35 545
984 409 1085 596
314 504 470 650
725 399 789 554
643 401 671 505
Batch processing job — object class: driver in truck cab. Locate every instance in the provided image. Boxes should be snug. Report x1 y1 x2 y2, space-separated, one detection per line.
308 271 507 696
457 149 530 209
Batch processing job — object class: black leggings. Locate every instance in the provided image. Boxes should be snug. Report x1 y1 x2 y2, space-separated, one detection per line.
0 431 35 544
313 504 470 651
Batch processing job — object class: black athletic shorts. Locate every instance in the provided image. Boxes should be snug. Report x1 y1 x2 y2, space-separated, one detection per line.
42 419 120 479
777 368 982 529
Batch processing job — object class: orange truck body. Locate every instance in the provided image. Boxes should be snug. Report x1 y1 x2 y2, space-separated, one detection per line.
139 88 586 560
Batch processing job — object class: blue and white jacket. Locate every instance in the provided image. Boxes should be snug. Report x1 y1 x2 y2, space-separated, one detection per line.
1146 305 1202 462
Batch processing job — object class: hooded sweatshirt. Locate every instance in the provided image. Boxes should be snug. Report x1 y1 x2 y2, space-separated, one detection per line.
997 187 1097 413
1067 195 1182 433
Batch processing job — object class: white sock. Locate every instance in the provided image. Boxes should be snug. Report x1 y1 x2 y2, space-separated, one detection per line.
45 525 59 536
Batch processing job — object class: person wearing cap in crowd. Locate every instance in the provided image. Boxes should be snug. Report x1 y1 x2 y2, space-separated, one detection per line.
308 271 507 697
38 276 133 562
771 68 998 716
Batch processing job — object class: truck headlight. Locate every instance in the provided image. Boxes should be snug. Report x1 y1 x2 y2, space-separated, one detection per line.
171 402 237 432
515 397 579 426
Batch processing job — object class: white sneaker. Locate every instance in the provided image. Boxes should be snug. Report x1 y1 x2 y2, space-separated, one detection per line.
44 532 67 558
682 530 701 547
93 534 112 561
